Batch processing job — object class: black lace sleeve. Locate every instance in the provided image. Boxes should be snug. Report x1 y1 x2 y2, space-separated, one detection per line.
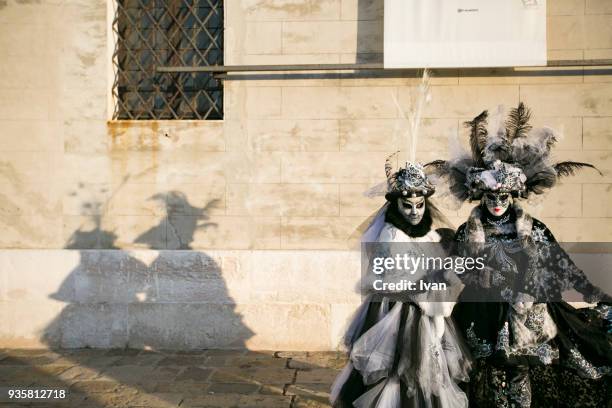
435 227 456 252
454 223 468 243
451 223 475 285
531 219 612 303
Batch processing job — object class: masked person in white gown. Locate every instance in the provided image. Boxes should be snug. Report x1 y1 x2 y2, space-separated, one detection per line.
330 158 473 408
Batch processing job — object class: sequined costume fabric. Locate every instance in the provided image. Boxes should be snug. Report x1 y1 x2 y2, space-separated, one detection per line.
452 205 612 407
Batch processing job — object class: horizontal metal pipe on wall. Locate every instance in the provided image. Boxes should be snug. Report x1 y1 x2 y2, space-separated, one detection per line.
156 59 612 74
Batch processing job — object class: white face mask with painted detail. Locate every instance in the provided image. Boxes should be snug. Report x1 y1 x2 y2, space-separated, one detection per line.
397 196 426 225
483 192 512 217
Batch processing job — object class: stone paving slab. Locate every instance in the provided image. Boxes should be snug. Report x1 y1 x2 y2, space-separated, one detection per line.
294 369 341 384
97 365 156 383
70 380 124 394
152 382 209 394
206 382 259 394
216 356 288 368
2 349 51 357
58 365 107 383
0 357 35 366
157 356 208 366
175 366 213 382
82 391 139 407
139 366 184 382
286 384 332 408
258 383 287 395
110 354 165 367
181 394 292 408
288 352 347 370
1 393 90 408
0 349 339 407
286 383 331 398
128 392 183 407
210 367 296 384
292 397 332 408
82 356 123 367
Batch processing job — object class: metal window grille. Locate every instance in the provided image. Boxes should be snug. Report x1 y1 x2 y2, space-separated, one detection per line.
112 0 223 120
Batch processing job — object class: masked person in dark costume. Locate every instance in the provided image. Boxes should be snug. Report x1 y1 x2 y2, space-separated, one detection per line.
427 103 612 407
330 158 472 408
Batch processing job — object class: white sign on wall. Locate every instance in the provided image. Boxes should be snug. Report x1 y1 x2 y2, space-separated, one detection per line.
384 0 547 68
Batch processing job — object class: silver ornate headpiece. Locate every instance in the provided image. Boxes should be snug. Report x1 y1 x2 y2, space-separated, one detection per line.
385 156 435 199
466 160 527 196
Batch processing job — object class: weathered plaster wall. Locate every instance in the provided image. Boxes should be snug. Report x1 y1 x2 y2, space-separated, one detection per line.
0 0 611 349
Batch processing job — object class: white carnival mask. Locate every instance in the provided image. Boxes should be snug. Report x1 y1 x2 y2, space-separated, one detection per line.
397 195 426 225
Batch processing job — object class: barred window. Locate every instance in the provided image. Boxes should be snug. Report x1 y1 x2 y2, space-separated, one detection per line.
112 0 223 120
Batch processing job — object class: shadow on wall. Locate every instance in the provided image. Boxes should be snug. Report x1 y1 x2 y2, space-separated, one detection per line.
44 190 253 349
135 192 220 250
356 0 384 64
25 191 254 405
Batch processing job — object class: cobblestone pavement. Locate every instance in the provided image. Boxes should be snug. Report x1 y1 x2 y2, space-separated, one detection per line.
0 349 347 407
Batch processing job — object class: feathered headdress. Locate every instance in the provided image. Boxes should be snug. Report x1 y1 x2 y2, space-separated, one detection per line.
426 102 601 201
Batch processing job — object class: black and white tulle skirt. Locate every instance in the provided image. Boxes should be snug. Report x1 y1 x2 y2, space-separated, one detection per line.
331 297 472 408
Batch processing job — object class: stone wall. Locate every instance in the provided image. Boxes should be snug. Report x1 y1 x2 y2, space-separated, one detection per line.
0 0 610 349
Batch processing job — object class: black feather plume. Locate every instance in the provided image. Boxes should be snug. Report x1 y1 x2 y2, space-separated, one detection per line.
525 170 557 194
424 160 449 173
506 102 532 141
554 161 603 178
465 110 488 167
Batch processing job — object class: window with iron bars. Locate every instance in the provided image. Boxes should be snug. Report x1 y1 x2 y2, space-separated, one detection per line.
112 0 223 120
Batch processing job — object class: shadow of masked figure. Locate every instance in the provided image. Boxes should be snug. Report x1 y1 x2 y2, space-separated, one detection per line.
135 191 219 250
45 191 254 350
